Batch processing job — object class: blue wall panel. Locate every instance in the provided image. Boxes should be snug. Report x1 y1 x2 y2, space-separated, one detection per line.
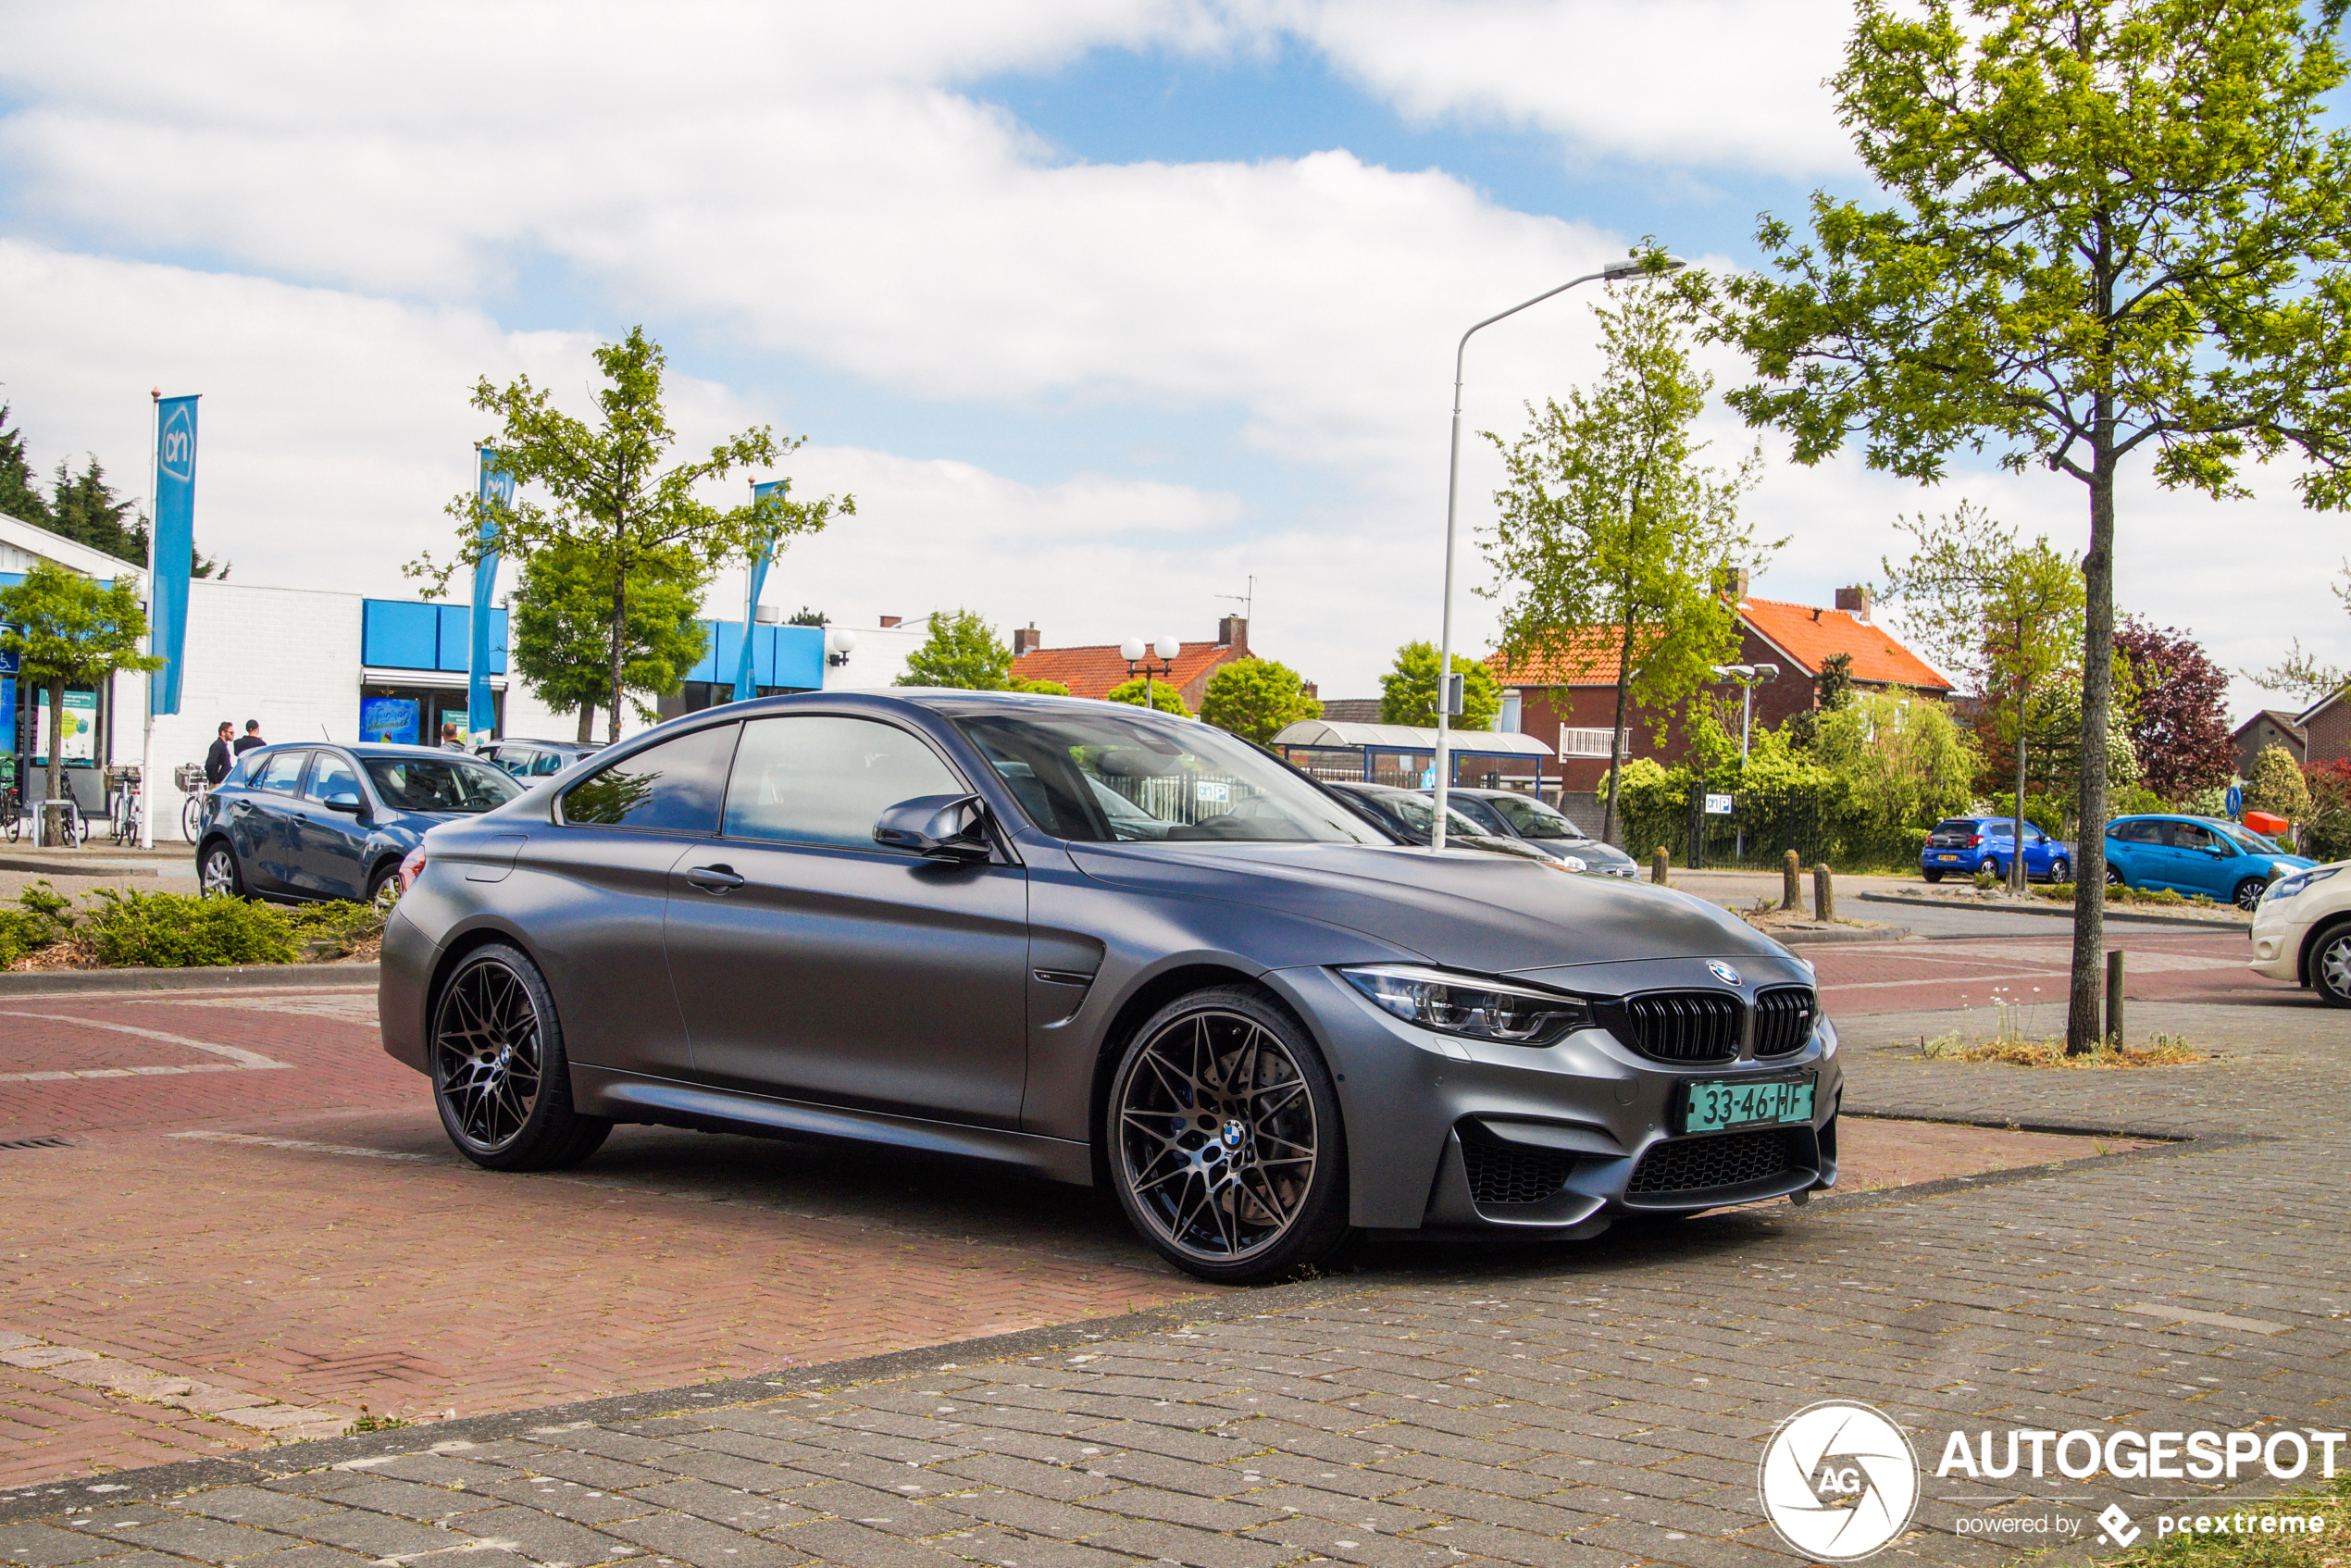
680 621 824 691
363 601 440 669
772 625 823 690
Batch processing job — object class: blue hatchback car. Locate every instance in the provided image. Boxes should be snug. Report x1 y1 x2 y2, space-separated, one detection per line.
1922 816 2074 883
2104 815 2315 909
195 742 524 903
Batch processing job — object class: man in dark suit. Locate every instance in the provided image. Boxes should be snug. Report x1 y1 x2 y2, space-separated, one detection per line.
204 722 236 786
233 720 266 757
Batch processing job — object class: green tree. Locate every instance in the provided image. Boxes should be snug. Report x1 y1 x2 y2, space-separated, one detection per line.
1482 281 1767 844
1011 678 1071 696
413 327 846 742
1106 675 1190 714
896 608 1012 691
2245 561 2350 703
1381 641 1501 730
511 540 709 740
1815 689 1980 857
2244 741 2311 819
0 562 162 828
1199 658 1322 743
1880 502 2084 890
0 406 49 528
1690 0 2351 1051
786 606 827 627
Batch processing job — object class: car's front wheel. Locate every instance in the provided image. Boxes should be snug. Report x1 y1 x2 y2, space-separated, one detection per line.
2233 877 2269 912
199 840 243 898
2313 924 2351 1008
1107 987 1350 1285
2107 864 2126 888
430 943 611 1171
2047 857 2070 884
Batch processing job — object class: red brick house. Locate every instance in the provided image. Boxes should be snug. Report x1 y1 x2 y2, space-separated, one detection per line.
1009 616 1259 711
2232 709 2308 776
2299 691 2351 766
1485 585 1954 790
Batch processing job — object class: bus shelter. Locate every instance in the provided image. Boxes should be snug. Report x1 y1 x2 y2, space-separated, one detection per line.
1269 718 1558 793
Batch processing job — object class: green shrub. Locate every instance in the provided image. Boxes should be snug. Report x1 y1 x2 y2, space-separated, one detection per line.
286 896 391 959
1982 791 2066 836
80 888 301 968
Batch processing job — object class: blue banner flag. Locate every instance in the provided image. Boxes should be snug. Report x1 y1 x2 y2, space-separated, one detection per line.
469 448 514 739
735 479 788 701
148 395 199 716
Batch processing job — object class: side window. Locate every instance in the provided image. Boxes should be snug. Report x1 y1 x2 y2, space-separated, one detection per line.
2113 818 2164 845
2171 822 2213 851
305 753 362 801
723 716 963 850
255 751 309 795
561 725 738 833
530 751 566 778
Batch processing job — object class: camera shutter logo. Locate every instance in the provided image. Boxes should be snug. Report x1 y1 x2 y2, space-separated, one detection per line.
1757 1401 1920 1561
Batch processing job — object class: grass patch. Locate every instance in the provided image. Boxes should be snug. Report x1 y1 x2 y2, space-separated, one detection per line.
1920 1032 2208 1067
2107 1475 2351 1568
343 1406 411 1436
0 879 391 970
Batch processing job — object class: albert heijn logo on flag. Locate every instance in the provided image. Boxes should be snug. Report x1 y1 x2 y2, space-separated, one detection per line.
149 394 200 716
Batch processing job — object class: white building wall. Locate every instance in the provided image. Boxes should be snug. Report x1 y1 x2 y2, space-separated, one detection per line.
820 616 931 691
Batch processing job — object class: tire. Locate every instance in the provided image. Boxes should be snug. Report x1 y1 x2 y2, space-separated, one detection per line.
182 798 204 842
430 943 612 1171
199 840 243 898
365 862 401 904
1922 870 1943 884
2312 924 2351 1008
2233 877 2267 912
2106 864 2126 889
2048 858 2070 884
1106 986 1350 1285
1980 856 2002 879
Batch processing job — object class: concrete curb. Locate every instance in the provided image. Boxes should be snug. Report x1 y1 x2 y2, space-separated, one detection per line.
0 855 174 877
1748 923 1911 946
0 963 378 996
1856 890 2249 931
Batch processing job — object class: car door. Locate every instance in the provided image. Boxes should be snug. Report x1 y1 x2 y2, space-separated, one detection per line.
289 750 370 899
2165 821 2233 896
2106 816 2164 887
662 712 1032 1128
233 749 311 892
523 722 740 1079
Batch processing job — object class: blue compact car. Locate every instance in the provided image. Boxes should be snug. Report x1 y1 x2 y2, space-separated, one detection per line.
2105 815 2315 909
195 742 523 903
1922 817 2074 883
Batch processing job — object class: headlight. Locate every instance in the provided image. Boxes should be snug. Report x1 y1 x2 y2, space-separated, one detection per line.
2265 865 2338 902
1554 854 1588 873
1340 964 1589 1045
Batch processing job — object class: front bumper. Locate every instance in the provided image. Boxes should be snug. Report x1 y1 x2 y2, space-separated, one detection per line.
2250 903 2313 982
1262 961 1841 1237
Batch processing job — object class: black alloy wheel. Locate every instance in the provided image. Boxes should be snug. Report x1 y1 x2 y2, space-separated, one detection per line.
200 842 243 898
2314 925 2351 1008
2233 877 2268 912
1107 987 1350 1284
429 943 610 1171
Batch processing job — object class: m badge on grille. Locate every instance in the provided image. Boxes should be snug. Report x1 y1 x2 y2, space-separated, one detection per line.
1708 961 1742 987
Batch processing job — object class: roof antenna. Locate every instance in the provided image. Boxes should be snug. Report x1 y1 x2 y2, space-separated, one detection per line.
1218 575 1255 623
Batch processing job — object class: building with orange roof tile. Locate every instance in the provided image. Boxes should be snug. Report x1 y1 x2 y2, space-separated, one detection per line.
1484 579 1953 790
1009 616 1263 711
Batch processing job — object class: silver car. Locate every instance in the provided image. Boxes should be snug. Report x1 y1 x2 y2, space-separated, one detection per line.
379 691 1840 1284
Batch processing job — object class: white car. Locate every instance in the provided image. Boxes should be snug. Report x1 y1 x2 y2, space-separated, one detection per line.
2250 860 2351 1007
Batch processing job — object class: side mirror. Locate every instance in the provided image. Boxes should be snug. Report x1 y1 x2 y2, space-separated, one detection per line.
873 793 993 862
324 790 367 815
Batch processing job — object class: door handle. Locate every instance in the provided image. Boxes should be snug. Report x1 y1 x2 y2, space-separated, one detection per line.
685 864 745 894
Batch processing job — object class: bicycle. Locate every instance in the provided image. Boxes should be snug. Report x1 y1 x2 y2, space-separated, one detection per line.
1 786 20 844
110 775 143 846
177 763 210 842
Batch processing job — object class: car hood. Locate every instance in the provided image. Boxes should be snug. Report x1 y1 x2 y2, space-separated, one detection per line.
1066 840 1789 973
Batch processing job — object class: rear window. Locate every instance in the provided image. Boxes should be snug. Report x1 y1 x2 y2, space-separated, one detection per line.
364 756 521 815
1932 819 1978 835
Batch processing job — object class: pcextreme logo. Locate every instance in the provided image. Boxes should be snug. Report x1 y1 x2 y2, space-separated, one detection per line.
1758 1401 1922 1561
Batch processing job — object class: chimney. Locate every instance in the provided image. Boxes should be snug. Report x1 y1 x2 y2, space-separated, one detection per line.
1835 586 1872 623
1218 615 1249 651
1012 624 1041 656
1301 681 1317 699
1715 566 1750 602
878 616 902 628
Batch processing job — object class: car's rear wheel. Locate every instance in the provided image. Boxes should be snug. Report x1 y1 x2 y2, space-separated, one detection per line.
2106 864 2126 888
199 840 243 898
430 943 611 1171
1922 869 1944 883
1107 987 1350 1285
2313 924 2351 1008
2233 877 2268 912
2048 857 2071 884
1980 856 2001 878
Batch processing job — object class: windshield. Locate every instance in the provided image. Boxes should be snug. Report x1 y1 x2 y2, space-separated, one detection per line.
956 712 1385 844
1374 790 1494 841
1486 793 1586 838
2208 820 2283 854
364 756 522 815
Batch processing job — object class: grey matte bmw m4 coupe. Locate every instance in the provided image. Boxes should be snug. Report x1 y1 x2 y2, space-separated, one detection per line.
379 691 1841 1284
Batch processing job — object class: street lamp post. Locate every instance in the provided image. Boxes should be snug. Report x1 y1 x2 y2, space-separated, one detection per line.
1431 254 1685 851
1709 662 1779 858
1119 634 1181 714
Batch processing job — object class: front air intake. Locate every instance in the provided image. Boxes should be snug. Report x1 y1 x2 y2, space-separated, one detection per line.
1459 1131 1575 1206
1627 1128 1801 1195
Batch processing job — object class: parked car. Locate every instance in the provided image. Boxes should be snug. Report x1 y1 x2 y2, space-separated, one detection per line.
1922 817 2074 883
379 691 1836 1285
195 742 524 903
2250 859 2351 1006
479 738 603 778
1430 787 1640 877
1325 781 1585 870
2105 814 2314 909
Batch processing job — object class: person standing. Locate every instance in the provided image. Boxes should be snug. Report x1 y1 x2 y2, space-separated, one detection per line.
233 719 266 757
204 722 236 786
440 722 466 752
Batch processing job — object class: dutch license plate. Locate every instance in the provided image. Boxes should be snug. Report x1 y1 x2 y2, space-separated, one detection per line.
1936 852 1959 861
1681 1076 1815 1135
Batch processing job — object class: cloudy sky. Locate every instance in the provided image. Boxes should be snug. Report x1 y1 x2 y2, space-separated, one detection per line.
1 0 2343 714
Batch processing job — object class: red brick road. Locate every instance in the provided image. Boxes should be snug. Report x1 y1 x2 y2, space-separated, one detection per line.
1809 926 2270 1019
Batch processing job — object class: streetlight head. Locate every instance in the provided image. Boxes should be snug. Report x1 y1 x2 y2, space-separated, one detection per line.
1154 634 1181 662
1120 637 1146 662
1753 663 1780 683
1602 254 1686 280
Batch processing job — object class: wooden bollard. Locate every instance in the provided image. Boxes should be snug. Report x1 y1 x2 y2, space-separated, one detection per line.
1651 847 1670 884
1783 850 1801 910
1812 864 1835 922
2106 949 2125 1047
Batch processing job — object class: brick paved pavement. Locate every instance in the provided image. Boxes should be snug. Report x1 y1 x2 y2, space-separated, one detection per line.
6 960 2343 1563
